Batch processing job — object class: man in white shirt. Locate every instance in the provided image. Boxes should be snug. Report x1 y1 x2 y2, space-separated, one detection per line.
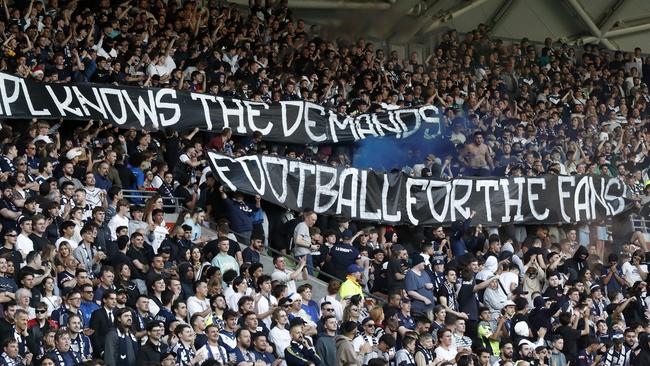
55 220 78 250
146 209 169 254
499 263 520 297
197 324 228 364
271 256 308 295
254 275 277 329
622 251 648 286
16 217 34 263
187 280 211 319
146 52 177 81
107 199 130 241
83 172 106 210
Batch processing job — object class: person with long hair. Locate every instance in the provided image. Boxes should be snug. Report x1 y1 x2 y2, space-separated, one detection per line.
342 302 362 323
143 194 165 226
54 241 73 274
226 276 254 311
172 209 192 233
115 263 140 309
268 308 291 361
40 277 61 316
190 246 211 281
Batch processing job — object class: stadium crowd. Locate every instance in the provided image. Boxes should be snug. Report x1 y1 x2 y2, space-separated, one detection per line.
0 0 650 366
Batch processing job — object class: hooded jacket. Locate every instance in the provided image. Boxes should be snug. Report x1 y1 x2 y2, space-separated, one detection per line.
335 335 361 366
564 246 589 282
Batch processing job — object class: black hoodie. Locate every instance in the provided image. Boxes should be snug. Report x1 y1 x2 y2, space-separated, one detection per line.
564 246 589 282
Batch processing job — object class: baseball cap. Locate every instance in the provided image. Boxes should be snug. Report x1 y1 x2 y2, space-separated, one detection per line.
65 148 83 160
590 284 601 293
504 300 516 307
348 264 363 274
391 244 405 252
432 256 445 265
518 339 534 347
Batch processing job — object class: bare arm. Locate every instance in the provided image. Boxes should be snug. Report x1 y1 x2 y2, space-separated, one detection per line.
474 276 498 292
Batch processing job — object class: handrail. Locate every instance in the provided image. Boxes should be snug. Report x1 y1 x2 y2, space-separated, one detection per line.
121 189 185 211
255 238 387 305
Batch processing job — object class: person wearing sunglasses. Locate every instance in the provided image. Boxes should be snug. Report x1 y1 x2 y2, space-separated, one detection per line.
27 301 57 356
354 317 378 354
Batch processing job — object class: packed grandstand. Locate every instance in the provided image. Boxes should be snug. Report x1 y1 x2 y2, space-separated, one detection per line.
0 0 649 366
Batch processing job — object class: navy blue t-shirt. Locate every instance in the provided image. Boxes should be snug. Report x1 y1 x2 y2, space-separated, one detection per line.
328 243 360 280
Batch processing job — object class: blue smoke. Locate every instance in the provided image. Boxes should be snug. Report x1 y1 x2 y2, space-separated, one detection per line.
352 127 457 173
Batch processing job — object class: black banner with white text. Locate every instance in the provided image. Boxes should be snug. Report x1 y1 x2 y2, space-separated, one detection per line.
208 151 633 226
0 73 440 145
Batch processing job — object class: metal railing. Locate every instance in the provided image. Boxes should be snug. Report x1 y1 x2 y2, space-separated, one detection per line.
229 231 386 305
631 214 650 233
122 189 185 211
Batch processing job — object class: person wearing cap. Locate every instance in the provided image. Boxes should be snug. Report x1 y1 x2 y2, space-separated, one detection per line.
405 254 435 319
601 332 631 366
135 321 168 366
339 264 364 301
590 284 606 319
285 318 322 366
517 339 534 362
576 336 603 366
287 293 317 335
326 229 362 281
